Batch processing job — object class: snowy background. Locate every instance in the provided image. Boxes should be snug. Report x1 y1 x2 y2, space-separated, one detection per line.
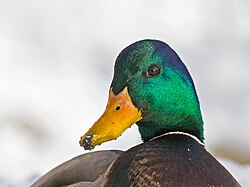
0 0 250 186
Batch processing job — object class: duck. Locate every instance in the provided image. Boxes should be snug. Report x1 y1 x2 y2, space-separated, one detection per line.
32 39 240 187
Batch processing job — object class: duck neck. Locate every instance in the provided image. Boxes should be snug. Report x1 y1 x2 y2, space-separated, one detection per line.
136 93 204 143
137 112 204 143
131 69 204 143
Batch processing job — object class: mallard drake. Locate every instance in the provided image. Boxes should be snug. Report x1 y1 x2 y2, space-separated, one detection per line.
32 39 240 187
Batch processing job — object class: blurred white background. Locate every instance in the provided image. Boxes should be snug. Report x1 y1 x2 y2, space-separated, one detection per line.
0 0 249 186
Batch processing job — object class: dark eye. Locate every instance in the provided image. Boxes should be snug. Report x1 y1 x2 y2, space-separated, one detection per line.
147 64 161 77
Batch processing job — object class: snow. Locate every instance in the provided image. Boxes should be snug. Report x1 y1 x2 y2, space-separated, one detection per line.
0 0 249 186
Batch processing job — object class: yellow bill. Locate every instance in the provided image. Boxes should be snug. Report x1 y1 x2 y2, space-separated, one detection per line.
79 86 142 150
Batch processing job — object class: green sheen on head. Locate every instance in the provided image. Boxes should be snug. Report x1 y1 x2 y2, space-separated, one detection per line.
111 39 204 142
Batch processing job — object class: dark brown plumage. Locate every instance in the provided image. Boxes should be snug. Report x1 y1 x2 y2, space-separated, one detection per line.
105 134 240 187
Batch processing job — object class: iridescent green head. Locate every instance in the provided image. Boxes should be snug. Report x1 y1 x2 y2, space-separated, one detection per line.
80 39 204 150
111 39 204 142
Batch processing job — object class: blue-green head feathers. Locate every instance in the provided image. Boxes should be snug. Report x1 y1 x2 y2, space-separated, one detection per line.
111 39 204 142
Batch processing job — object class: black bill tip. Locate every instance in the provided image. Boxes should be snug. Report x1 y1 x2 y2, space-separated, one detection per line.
81 135 95 150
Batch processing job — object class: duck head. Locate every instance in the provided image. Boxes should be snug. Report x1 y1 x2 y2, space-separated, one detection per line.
80 39 204 150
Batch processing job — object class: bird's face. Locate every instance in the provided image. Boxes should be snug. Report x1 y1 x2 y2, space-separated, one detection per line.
80 40 203 150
